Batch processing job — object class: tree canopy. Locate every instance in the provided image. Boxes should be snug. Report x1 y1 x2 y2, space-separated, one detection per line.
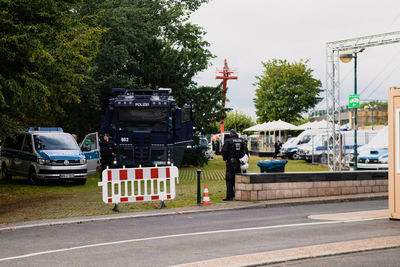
78 0 213 108
0 0 103 138
0 0 222 139
253 59 322 124
188 85 229 135
224 110 255 134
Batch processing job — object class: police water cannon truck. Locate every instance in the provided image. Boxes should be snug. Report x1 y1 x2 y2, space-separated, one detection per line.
100 88 193 168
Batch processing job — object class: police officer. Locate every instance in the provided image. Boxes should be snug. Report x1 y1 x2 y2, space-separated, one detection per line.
222 129 248 201
273 140 282 159
99 134 116 179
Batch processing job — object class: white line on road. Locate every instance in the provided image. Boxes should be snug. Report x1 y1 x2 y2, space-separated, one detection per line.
0 217 387 262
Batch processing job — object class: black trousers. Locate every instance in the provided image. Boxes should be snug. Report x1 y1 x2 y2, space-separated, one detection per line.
225 164 241 199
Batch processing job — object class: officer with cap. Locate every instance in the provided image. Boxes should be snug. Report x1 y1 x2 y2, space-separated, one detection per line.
222 129 248 201
99 134 117 179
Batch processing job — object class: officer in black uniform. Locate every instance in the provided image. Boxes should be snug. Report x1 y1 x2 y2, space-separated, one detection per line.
99 134 116 179
222 129 248 201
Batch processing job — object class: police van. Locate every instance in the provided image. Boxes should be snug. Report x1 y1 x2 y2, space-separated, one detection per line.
357 126 388 170
0 127 88 185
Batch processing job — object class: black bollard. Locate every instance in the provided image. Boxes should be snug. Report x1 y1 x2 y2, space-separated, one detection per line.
197 169 202 206
112 203 120 212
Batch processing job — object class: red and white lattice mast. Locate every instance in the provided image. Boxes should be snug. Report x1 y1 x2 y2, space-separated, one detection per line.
216 59 238 133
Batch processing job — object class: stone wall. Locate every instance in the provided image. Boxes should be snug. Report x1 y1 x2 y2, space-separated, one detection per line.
235 171 388 201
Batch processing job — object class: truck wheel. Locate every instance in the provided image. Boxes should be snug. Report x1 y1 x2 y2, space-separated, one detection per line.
73 179 87 185
320 154 328 165
290 152 299 160
1 164 12 181
29 169 40 185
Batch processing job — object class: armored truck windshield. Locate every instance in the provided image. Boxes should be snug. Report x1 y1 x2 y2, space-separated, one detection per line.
118 107 170 133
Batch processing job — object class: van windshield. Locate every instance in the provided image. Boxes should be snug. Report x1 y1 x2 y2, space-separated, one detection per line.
34 134 79 150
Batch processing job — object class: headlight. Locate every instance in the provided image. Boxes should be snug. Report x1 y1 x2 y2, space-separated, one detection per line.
80 158 87 164
38 158 51 165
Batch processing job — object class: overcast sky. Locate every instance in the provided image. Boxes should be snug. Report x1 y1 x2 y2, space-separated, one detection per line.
190 0 400 121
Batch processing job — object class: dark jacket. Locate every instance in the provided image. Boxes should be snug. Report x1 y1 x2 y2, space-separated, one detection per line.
100 138 116 160
222 135 248 168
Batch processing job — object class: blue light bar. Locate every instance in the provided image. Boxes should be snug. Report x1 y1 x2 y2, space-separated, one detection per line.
27 127 63 132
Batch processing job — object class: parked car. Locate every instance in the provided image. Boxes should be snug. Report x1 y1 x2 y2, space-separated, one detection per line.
0 127 88 185
357 126 388 170
280 129 325 160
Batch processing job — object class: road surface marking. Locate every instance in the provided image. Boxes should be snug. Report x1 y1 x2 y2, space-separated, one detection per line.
0 216 387 262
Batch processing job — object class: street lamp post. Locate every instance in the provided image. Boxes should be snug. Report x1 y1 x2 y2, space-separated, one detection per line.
365 104 377 130
340 48 364 170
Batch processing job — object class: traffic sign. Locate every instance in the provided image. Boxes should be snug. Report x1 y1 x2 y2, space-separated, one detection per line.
349 94 360 108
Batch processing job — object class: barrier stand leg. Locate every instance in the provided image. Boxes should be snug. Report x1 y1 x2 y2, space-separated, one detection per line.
112 203 120 212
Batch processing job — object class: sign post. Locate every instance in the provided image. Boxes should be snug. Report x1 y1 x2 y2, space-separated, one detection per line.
349 94 360 169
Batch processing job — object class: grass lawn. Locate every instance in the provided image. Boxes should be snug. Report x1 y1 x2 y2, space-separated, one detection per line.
0 156 327 224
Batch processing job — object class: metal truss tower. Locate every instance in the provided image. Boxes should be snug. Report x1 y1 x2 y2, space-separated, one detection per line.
326 31 400 171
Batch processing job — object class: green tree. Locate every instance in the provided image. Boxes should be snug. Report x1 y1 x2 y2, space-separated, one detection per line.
224 110 255 133
0 0 103 138
360 100 387 110
79 0 213 109
254 59 322 123
187 85 229 135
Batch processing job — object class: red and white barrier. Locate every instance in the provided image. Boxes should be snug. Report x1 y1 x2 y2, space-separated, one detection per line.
98 165 179 204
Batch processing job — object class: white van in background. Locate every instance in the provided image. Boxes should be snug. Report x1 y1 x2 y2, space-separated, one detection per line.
280 129 326 160
356 126 388 170
301 130 377 164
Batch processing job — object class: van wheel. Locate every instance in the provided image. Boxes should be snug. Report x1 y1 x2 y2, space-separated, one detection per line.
1 164 12 181
73 179 87 185
290 152 299 160
29 169 40 185
320 154 328 165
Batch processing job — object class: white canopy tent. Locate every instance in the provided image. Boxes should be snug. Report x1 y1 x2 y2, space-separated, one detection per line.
244 120 298 151
296 120 328 130
243 123 269 132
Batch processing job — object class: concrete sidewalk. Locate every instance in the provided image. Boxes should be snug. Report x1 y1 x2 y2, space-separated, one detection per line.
0 192 388 232
173 236 400 267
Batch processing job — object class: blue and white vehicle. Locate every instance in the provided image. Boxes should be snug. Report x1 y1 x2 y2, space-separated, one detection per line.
302 130 377 164
280 129 325 160
0 127 88 185
357 126 388 170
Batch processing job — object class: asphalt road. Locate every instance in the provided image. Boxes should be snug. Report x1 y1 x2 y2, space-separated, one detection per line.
0 199 398 266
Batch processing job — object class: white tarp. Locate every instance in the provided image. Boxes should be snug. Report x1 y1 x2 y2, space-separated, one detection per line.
244 122 269 132
297 120 328 130
264 120 298 131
